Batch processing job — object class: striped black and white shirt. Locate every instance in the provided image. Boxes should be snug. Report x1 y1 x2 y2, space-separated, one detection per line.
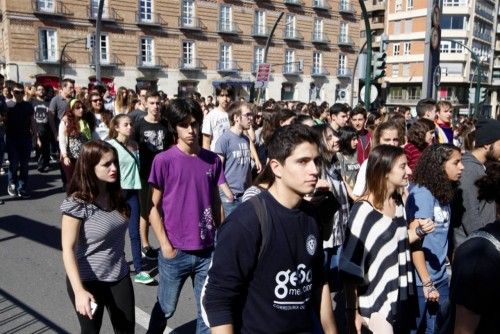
340 198 414 327
61 197 129 282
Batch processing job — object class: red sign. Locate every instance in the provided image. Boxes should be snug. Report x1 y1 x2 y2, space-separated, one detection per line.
256 63 271 83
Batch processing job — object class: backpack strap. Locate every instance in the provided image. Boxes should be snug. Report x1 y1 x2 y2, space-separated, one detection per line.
248 195 271 262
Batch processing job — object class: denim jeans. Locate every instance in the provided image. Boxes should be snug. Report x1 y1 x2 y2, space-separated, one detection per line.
412 279 449 334
7 137 32 191
125 190 142 272
0 126 5 166
147 248 212 334
220 191 242 218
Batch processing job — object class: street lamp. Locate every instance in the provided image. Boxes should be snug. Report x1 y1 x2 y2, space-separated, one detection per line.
59 38 86 85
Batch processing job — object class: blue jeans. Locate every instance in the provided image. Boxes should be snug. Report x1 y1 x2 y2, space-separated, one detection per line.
412 279 449 334
147 248 212 334
220 191 242 218
7 137 32 191
125 190 142 272
0 126 5 166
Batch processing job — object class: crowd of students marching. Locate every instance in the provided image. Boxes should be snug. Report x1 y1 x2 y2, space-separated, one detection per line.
2 75 500 333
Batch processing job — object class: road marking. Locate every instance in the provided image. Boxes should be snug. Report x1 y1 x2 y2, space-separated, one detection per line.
135 306 174 333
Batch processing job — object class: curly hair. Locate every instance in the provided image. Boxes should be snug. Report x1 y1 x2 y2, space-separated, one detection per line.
64 99 85 137
412 144 461 204
476 161 500 204
407 118 436 150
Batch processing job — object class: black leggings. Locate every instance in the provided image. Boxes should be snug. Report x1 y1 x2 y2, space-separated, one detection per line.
66 275 135 334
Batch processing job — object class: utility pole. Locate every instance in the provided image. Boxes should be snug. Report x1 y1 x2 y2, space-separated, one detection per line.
422 0 441 99
94 0 105 83
358 0 372 111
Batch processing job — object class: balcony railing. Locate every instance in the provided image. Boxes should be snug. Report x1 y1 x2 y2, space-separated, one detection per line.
179 58 205 71
475 5 494 21
135 12 164 27
311 67 330 77
88 6 123 22
32 0 73 16
283 63 302 75
89 53 123 68
337 68 352 77
34 50 59 64
283 30 303 42
217 60 240 74
473 30 492 42
339 3 355 14
312 32 330 44
338 35 354 47
312 0 331 10
252 25 270 38
136 56 166 69
284 0 303 6
217 21 241 35
178 16 205 31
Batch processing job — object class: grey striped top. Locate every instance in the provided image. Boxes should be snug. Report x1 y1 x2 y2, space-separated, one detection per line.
61 197 129 282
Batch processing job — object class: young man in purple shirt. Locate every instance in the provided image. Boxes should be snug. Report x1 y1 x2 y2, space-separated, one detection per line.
147 98 225 334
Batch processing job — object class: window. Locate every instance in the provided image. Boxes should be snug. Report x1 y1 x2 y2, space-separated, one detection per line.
441 15 466 29
392 64 399 77
338 54 347 73
182 41 195 67
441 62 464 75
284 49 295 72
219 44 232 69
181 0 195 27
90 34 109 63
255 10 266 35
220 5 232 31
395 0 402 12
340 22 348 42
402 63 410 76
408 86 421 100
440 40 465 53
285 14 296 38
39 29 57 61
313 52 322 73
403 42 411 55
406 0 413 10
254 47 264 72
394 21 401 34
37 0 54 12
404 19 413 33
91 0 108 18
340 0 350 11
140 37 153 65
393 43 400 56
442 0 467 6
390 86 403 99
313 18 323 39
139 0 152 22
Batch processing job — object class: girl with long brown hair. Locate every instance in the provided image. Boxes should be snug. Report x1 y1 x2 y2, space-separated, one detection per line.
87 92 113 140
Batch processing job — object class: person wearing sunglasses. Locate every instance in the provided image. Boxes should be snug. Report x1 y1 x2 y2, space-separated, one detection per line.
4 83 38 199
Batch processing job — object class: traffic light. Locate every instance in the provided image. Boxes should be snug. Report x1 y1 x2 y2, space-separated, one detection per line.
468 88 475 104
480 87 488 103
372 52 386 80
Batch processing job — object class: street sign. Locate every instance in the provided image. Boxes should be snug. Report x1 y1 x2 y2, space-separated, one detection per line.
359 84 378 104
256 63 271 88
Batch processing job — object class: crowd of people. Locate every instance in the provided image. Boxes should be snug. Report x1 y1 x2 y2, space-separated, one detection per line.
1 73 500 334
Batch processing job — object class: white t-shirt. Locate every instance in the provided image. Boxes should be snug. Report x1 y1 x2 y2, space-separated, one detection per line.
353 159 368 197
202 107 229 151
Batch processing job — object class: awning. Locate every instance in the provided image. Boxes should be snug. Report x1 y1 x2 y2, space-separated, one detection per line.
35 75 61 90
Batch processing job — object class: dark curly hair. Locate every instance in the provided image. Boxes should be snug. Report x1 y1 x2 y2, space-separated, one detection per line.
476 161 500 204
407 118 436 150
412 144 461 204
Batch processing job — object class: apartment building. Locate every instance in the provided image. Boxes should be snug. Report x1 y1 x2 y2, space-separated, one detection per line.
383 0 498 117
0 0 361 102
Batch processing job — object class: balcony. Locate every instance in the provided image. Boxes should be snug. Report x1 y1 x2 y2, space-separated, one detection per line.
217 21 241 35
338 35 354 47
339 3 356 15
32 0 73 17
312 0 331 11
179 58 205 71
283 30 303 42
284 0 303 6
366 0 385 12
311 67 330 77
370 18 385 30
282 63 302 76
496 41 500 51
337 68 352 78
312 32 330 44
252 25 270 38
89 53 123 68
473 30 492 43
34 50 59 65
475 5 494 22
136 56 166 69
178 17 205 31
135 12 164 27
88 6 123 22
217 61 240 74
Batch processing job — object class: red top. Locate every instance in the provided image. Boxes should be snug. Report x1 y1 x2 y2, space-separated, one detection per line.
356 130 372 164
404 142 423 173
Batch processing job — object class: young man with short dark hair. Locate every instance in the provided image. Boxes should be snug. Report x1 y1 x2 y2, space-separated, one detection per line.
214 101 253 216
416 98 437 121
435 100 453 144
202 85 233 151
329 103 350 132
134 91 173 259
32 84 56 172
350 106 371 164
202 124 337 334
147 99 224 334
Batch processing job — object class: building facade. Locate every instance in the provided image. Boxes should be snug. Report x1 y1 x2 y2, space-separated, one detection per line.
0 0 362 102
383 0 499 118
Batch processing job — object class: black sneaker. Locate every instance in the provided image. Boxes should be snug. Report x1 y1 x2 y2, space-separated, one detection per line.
7 184 17 197
18 190 31 199
142 246 158 260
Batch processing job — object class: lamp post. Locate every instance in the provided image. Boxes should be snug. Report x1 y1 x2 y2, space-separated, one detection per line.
359 0 372 111
94 0 105 83
59 38 86 85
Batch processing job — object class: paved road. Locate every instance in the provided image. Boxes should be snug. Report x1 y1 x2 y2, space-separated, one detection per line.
0 160 199 333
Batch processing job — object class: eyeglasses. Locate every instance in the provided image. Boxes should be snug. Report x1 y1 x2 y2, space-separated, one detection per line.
242 113 254 118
